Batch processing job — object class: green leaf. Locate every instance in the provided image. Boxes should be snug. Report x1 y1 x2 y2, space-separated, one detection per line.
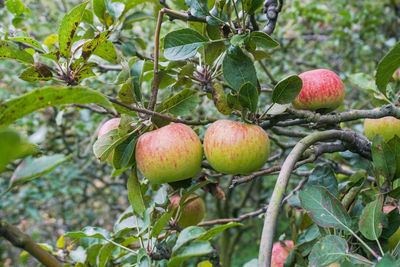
250 31 280 49
74 64 96 83
205 41 226 65
118 79 136 104
0 128 38 173
93 0 107 23
9 37 44 51
172 226 206 254
112 135 138 170
18 65 53 82
359 194 384 240
372 135 396 182
299 186 353 231
151 209 175 238
375 42 400 95
81 31 112 63
161 89 200 116
223 45 258 91
6 0 25 15
168 241 213 267
127 167 146 216
212 82 232 115
238 82 259 112
307 164 338 197
93 129 127 162
196 222 242 241
230 33 250 47
93 40 118 63
272 75 303 104
376 254 400 267
388 135 400 178
69 246 87 263
243 0 263 14
58 1 89 58
66 226 110 240
348 72 380 95
296 224 320 246
164 29 209 60
97 242 116 267
0 40 34 64
185 0 209 18
9 154 69 190
308 235 348 267
130 60 145 102
0 86 115 127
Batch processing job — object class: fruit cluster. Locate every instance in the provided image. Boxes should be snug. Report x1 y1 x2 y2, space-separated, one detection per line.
96 68 400 229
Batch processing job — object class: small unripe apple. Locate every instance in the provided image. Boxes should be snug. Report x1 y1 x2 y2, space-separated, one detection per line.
169 194 206 228
393 68 400 82
292 69 345 112
203 120 270 175
98 118 121 138
135 123 202 184
271 240 294 267
364 116 400 142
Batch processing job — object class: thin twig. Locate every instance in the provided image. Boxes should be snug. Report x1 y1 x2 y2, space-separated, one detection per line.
108 97 215 125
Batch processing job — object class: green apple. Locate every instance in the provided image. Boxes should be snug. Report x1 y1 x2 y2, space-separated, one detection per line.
292 69 345 112
364 116 400 141
169 194 205 228
135 123 202 184
271 240 294 267
203 120 270 175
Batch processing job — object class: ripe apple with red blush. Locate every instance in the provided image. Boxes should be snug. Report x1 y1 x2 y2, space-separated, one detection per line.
292 69 345 112
169 194 205 228
203 120 270 175
135 123 202 184
271 240 294 267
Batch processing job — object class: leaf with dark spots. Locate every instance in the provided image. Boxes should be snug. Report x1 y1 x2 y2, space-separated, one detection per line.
0 86 115 126
299 186 353 231
18 64 53 82
58 1 89 58
359 194 384 240
80 31 112 63
0 40 34 64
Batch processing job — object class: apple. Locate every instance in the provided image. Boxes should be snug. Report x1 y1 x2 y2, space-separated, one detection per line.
271 240 294 267
393 68 400 82
364 116 400 141
98 118 121 138
203 120 270 174
169 194 206 228
292 69 345 112
135 123 202 184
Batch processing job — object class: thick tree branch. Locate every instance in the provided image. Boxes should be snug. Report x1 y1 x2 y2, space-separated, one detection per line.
258 130 371 267
0 221 63 267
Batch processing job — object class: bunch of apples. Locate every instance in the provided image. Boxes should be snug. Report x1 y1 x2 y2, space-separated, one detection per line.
96 68 400 229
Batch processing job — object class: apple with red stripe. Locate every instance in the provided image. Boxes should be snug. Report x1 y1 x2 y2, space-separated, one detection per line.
292 69 345 112
204 120 270 175
135 123 203 184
